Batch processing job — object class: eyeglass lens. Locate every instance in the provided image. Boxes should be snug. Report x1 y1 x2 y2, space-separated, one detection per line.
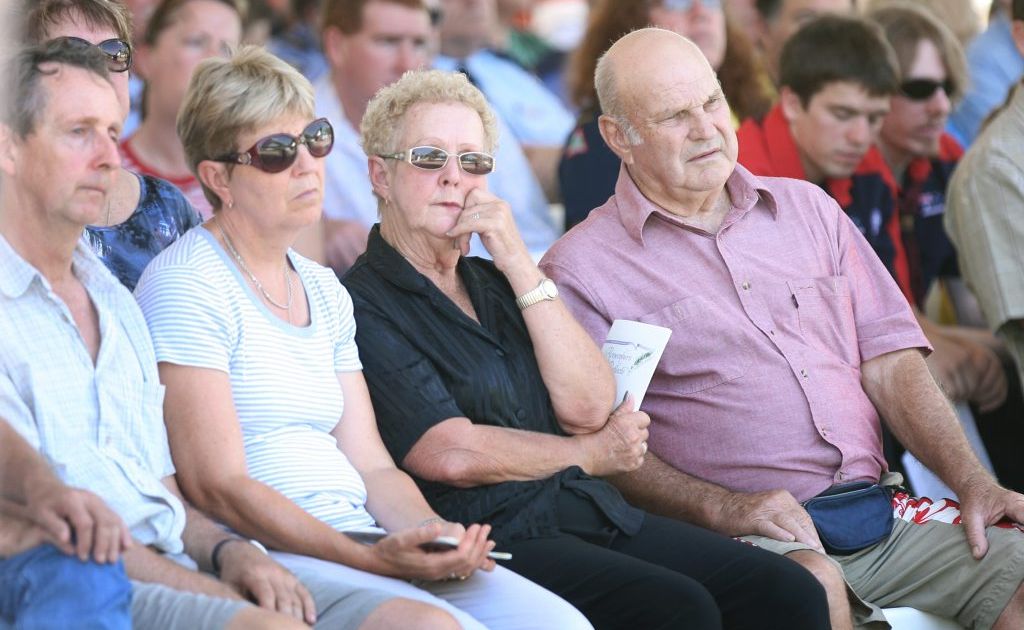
251 119 334 173
900 78 953 101
407 147 495 175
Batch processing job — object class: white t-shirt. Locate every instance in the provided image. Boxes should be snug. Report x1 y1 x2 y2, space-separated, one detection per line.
135 226 376 532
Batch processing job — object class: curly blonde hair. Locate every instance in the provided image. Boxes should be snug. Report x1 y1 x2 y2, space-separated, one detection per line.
360 69 498 159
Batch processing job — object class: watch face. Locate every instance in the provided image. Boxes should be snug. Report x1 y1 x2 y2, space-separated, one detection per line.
541 278 559 299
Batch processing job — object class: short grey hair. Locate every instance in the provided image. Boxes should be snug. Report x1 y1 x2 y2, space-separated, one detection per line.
361 69 498 157
177 45 315 211
594 45 642 146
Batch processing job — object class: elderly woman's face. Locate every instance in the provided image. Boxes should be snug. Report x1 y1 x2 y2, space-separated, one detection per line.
384 101 489 240
227 112 326 229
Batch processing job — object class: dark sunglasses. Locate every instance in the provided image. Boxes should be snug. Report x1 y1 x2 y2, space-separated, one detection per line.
378 146 496 175
57 36 132 72
899 78 954 101
213 118 334 173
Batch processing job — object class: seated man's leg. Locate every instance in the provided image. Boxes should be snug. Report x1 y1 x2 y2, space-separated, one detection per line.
131 581 304 630
612 513 831 630
0 544 131 630
837 514 1024 629
787 550 854 630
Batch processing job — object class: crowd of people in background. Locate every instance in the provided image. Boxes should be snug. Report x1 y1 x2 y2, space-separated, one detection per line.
3 0 1024 628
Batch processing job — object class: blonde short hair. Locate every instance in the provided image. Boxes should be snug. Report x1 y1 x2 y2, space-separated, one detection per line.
177 45 314 210
360 69 498 160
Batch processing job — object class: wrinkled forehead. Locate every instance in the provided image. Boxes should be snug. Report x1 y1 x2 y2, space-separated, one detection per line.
623 59 720 118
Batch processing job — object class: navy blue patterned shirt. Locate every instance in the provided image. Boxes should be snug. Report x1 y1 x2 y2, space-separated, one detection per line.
85 173 201 290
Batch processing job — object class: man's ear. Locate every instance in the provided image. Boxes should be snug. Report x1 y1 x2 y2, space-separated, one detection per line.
598 114 636 165
0 124 19 177
322 26 348 71
196 160 232 207
367 156 392 201
779 86 805 124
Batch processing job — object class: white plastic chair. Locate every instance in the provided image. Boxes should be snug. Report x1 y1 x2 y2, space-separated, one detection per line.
883 607 963 629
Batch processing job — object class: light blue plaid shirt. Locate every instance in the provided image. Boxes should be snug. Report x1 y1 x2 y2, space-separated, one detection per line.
0 234 185 553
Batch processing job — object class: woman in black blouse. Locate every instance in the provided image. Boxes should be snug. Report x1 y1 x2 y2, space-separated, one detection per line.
343 69 829 630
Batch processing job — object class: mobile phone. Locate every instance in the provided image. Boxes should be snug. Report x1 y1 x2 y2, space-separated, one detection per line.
343 531 512 560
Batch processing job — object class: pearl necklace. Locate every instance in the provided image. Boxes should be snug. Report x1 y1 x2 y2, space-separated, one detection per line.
217 219 294 311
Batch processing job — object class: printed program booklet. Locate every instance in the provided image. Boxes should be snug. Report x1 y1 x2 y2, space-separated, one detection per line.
601 320 672 411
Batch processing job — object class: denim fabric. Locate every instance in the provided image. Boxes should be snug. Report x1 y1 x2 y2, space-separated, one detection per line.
0 544 131 629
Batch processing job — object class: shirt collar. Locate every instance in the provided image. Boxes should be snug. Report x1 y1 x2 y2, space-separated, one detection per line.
613 161 777 243
363 225 462 295
0 232 118 299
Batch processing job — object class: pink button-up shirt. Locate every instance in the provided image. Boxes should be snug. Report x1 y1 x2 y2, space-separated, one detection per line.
541 164 930 502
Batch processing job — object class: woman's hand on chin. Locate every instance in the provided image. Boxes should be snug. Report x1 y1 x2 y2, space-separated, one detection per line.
447 188 532 271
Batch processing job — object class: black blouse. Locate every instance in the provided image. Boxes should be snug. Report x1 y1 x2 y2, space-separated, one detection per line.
343 227 643 544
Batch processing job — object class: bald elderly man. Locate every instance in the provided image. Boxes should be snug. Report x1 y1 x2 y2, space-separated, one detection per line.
541 27 1024 630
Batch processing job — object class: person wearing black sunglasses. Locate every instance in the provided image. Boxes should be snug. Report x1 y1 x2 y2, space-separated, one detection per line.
23 0 203 291
869 4 1016 420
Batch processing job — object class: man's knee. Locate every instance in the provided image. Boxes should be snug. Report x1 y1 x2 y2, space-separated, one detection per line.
359 598 461 630
787 549 846 594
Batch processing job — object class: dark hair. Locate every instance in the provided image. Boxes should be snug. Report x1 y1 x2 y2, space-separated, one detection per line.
780 14 899 107
22 0 132 44
569 0 772 120
4 38 111 138
321 0 424 36
1014 0 1024 21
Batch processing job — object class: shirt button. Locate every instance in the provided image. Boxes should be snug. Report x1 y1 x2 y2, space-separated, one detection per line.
741 281 751 290
769 329 776 336
800 368 809 378
515 409 527 420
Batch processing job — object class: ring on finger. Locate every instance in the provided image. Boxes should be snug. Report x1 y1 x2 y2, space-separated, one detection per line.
640 441 648 455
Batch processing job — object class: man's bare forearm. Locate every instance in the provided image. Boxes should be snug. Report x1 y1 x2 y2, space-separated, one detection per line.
122 543 237 599
862 349 991 493
0 421 57 504
607 452 732 532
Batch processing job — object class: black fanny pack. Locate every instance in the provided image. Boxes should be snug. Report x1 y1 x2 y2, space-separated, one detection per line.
802 481 895 556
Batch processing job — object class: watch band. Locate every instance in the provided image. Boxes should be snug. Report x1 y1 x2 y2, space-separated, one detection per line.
515 278 558 310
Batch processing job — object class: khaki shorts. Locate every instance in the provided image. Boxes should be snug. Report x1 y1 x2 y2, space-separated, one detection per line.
743 510 1024 629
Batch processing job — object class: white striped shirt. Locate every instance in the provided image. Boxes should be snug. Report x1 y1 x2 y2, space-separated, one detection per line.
0 235 186 552
135 227 376 532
